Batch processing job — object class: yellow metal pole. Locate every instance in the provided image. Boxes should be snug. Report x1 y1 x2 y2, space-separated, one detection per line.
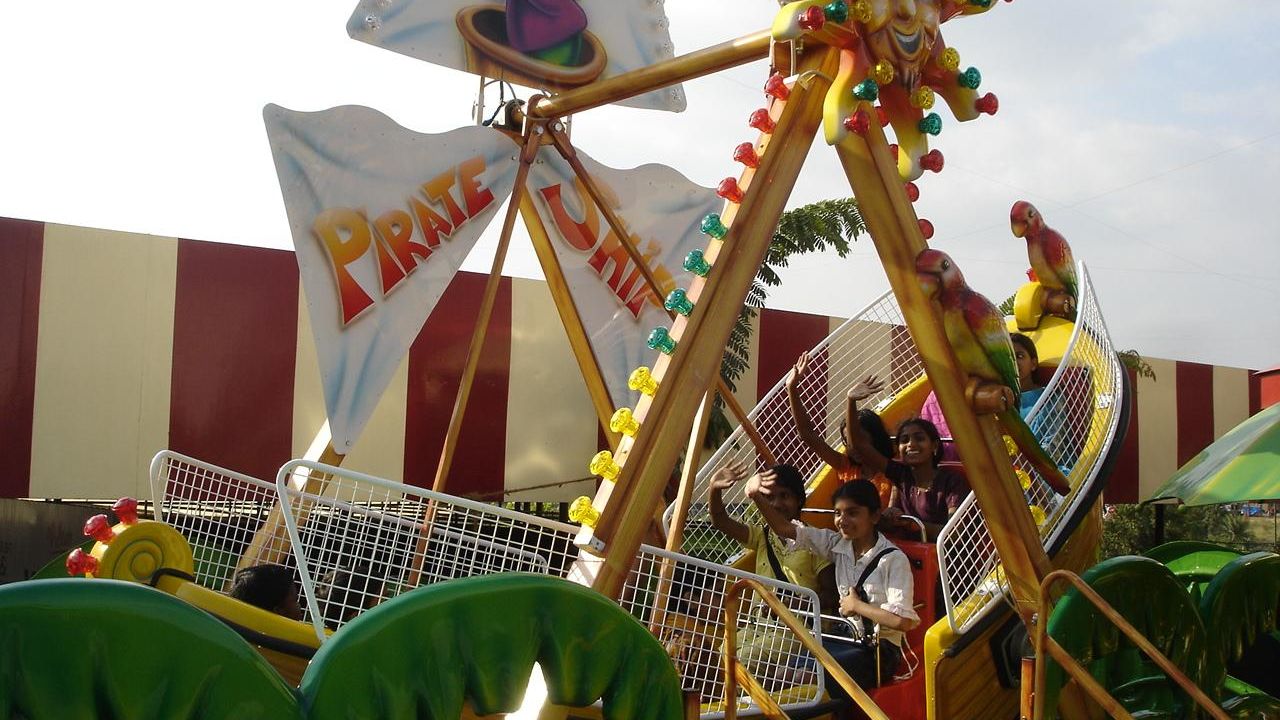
830 117 1051 618
431 122 544 494
573 47 840 599
530 31 771 120
546 126 778 466
518 190 622 448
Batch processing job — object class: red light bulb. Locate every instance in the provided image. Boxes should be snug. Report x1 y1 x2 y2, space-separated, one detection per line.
905 182 920 202
66 549 99 576
918 219 935 239
887 144 899 160
843 109 871 135
798 5 826 30
1026 268 1039 282
83 514 115 543
112 497 138 525
764 73 791 101
717 178 744 204
876 106 889 127
975 92 999 115
748 108 776 134
732 142 760 168
920 149 945 173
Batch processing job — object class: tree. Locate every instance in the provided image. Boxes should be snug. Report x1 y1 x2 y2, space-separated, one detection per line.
1100 503 1251 559
707 198 865 446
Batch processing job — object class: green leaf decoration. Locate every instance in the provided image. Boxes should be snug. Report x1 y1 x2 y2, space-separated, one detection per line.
301 574 683 720
0 579 302 720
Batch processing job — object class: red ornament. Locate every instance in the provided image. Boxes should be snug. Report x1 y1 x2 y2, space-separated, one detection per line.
1026 268 1039 282
876 106 889 127
112 497 139 525
843 109 871 135
918 218 935 239
764 73 791 101
904 182 920 202
83 514 115 543
798 5 826 31
717 177 745 204
975 92 999 115
920 149 945 173
732 142 760 168
748 108 776 134
66 549 99 576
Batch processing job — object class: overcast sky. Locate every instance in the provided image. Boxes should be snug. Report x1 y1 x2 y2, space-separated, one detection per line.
2 1 1278 370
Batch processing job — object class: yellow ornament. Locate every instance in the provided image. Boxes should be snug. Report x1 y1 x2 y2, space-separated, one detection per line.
589 450 622 481
939 47 961 72
569 496 601 528
910 86 936 110
850 0 872 23
872 60 895 86
628 366 659 396
1003 435 1018 457
1029 505 1047 526
609 408 640 437
1015 468 1032 491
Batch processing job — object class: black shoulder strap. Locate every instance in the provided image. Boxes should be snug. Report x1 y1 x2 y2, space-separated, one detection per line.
854 544 901 640
761 527 788 581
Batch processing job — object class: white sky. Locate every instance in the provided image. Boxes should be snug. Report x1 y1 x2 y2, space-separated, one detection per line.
2 1 1278 370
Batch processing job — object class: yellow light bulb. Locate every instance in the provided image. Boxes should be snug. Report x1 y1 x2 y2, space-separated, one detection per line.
1016 468 1032 491
1029 505 1046 526
910 86 936 110
628 366 659 396
569 496 601 528
589 450 621 481
939 47 960 72
1004 435 1018 457
871 60 894 86
610 408 640 437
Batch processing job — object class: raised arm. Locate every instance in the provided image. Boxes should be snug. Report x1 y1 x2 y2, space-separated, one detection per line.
786 351 849 471
744 470 798 540
844 373 889 476
706 461 752 545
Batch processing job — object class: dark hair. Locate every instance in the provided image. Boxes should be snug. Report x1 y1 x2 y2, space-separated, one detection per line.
858 410 894 459
319 563 385 630
896 417 944 466
831 479 881 513
1010 333 1038 365
229 564 296 613
666 564 720 615
768 463 807 503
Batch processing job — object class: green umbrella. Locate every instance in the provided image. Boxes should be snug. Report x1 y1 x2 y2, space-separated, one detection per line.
1147 403 1280 506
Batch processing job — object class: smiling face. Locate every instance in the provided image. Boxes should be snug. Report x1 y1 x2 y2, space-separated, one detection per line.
833 497 879 544
897 421 939 468
862 0 942 89
766 482 803 521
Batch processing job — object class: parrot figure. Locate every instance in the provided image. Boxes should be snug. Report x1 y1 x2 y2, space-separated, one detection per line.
1010 200 1077 303
916 249 1071 496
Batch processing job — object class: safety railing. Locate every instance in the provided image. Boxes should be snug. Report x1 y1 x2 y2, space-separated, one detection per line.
618 545 825 717
938 263 1126 633
722 577 889 720
1031 570 1229 720
149 450 291 591
673 291 923 563
274 460 581 642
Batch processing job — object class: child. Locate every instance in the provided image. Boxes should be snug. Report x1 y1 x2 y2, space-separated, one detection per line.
785 351 895 508
1011 332 1044 418
880 417 968 541
746 477 918 693
317 562 386 630
708 461 836 607
228 564 303 621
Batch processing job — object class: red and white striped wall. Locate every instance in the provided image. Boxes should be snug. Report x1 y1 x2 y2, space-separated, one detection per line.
0 217 1269 502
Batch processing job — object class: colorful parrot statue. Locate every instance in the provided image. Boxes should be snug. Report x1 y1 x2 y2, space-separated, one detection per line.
916 249 1071 495
1010 200 1078 304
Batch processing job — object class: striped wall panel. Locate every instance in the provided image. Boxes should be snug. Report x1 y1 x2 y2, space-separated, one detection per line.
0 216 1269 502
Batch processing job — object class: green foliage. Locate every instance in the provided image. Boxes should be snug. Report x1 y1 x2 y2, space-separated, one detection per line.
707 198 864 447
1118 349 1157 380
1101 504 1252 560
998 292 1016 316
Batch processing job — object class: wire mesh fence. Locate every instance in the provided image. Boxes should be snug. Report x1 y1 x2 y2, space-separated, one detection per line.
937 264 1125 632
618 544 825 716
674 291 923 563
149 450 291 592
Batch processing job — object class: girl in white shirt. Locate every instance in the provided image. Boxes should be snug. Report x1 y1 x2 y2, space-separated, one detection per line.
745 476 919 693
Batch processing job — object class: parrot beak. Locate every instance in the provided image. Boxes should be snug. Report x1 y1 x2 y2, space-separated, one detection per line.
1011 218 1027 238
917 272 941 301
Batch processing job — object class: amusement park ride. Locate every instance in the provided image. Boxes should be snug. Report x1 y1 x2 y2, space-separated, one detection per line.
3 1 1279 719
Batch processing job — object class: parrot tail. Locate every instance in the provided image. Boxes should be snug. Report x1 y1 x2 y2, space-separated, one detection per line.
997 409 1071 496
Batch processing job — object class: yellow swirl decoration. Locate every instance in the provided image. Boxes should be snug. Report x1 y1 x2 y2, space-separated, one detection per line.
95 521 195 583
